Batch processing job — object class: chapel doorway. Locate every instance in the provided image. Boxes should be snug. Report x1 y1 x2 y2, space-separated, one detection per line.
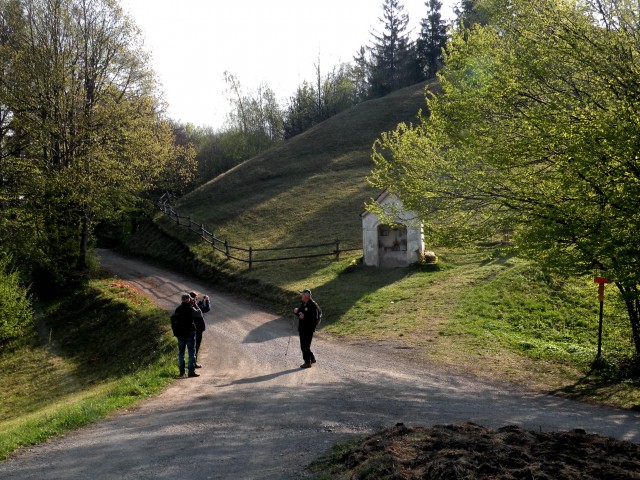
377 224 408 267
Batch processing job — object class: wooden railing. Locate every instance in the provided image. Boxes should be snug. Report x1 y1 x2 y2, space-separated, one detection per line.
158 193 361 269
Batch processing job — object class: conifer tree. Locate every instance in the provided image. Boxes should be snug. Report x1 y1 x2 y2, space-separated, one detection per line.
416 0 448 79
368 0 416 98
454 0 489 29
353 46 370 102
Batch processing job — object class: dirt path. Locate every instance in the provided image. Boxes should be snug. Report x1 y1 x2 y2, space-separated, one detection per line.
1 250 639 479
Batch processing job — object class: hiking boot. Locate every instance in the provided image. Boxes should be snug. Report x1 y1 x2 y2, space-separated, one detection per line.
188 372 200 377
194 363 203 369
300 363 312 369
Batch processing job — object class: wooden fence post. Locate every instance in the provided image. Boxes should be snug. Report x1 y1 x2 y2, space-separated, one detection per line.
188 216 192 229
335 239 340 260
225 240 230 259
248 247 253 270
200 224 205 240
175 211 180 226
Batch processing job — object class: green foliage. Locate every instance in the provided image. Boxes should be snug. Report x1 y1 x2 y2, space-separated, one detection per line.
0 255 31 342
283 63 359 139
454 0 491 29
368 0 421 97
415 0 449 79
0 0 192 288
224 72 284 156
370 0 640 353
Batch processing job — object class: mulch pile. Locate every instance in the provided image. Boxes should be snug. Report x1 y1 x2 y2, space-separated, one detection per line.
315 422 640 479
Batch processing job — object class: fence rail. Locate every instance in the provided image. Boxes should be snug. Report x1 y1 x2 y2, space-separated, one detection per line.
158 193 361 269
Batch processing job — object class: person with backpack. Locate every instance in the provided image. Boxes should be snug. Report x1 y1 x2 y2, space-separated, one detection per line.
189 291 208 369
293 288 321 369
171 293 200 378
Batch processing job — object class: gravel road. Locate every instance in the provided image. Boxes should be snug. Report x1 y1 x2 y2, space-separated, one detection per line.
1 250 638 479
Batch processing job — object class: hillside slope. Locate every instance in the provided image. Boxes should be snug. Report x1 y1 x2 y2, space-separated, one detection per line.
163 81 432 253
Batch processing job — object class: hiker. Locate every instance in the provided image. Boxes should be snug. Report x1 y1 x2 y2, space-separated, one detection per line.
189 291 207 369
172 293 200 378
198 294 211 314
294 288 321 369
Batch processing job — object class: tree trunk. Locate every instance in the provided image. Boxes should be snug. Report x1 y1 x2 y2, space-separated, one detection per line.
79 207 91 269
616 283 640 355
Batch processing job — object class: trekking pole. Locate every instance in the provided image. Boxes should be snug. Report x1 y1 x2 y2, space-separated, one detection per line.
284 314 296 357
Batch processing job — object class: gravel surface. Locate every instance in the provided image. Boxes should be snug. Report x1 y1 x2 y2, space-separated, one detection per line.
1 250 638 479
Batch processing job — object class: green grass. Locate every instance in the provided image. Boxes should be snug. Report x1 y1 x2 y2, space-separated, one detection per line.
0 277 176 460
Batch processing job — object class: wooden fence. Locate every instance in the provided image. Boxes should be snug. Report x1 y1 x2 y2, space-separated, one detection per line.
158 193 361 269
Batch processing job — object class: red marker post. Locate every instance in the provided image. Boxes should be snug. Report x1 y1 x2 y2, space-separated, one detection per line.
594 277 613 358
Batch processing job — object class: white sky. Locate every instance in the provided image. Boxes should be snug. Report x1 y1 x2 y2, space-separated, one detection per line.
119 0 457 128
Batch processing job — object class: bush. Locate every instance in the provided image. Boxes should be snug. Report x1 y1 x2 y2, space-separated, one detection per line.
0 256 32 343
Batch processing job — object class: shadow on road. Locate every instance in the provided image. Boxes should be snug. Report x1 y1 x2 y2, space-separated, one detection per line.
243 316 296 344
216 368 301 387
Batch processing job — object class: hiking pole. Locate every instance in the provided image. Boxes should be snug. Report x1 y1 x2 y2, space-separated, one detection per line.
284 314 296 357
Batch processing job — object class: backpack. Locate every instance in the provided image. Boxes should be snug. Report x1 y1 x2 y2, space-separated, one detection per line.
170 312 182 338
313 300 323 326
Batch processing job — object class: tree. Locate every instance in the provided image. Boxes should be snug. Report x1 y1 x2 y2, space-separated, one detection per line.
353 46 370 102
170 122 251 184
368 0 417 98
416 0 448 79
454 0 489 29
370 0 640 355
0 0 185 289
0 254 31 343
283 82 317 139
223 72 283 157
283 64 358 139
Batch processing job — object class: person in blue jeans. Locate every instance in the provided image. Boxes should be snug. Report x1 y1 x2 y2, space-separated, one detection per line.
173 293 200 378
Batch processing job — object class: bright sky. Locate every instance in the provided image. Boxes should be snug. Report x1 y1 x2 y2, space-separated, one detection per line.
119 0 457 129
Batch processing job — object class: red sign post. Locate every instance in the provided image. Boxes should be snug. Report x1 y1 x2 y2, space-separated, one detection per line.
594 277 613 358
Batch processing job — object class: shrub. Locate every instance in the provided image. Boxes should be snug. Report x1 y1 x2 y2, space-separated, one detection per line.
0 256 32 343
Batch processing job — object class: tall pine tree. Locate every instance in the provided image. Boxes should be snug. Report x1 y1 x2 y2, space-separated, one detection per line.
416 0 448 79
368 0 416 98
353 46 370 102
454 0 489 29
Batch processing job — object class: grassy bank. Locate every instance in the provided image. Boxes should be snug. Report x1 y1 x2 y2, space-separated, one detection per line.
0 276 175 461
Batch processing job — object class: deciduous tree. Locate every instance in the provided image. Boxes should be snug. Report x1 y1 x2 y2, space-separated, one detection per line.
0 0 186 289
371 0 640 354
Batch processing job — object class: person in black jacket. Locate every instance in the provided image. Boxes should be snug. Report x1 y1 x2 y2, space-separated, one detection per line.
174 293 200 378
294 289 320 369
189 291 207 368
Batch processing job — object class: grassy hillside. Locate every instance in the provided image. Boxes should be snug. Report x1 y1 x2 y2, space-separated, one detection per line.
0 277 175 460
174 81 431 250
125 81 639 407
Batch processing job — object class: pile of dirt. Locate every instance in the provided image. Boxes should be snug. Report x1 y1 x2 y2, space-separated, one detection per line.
312 423 640 479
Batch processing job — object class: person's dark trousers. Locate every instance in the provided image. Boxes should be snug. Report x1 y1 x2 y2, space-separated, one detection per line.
177 333 196 375
195 330 203 360
299 330 315 364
